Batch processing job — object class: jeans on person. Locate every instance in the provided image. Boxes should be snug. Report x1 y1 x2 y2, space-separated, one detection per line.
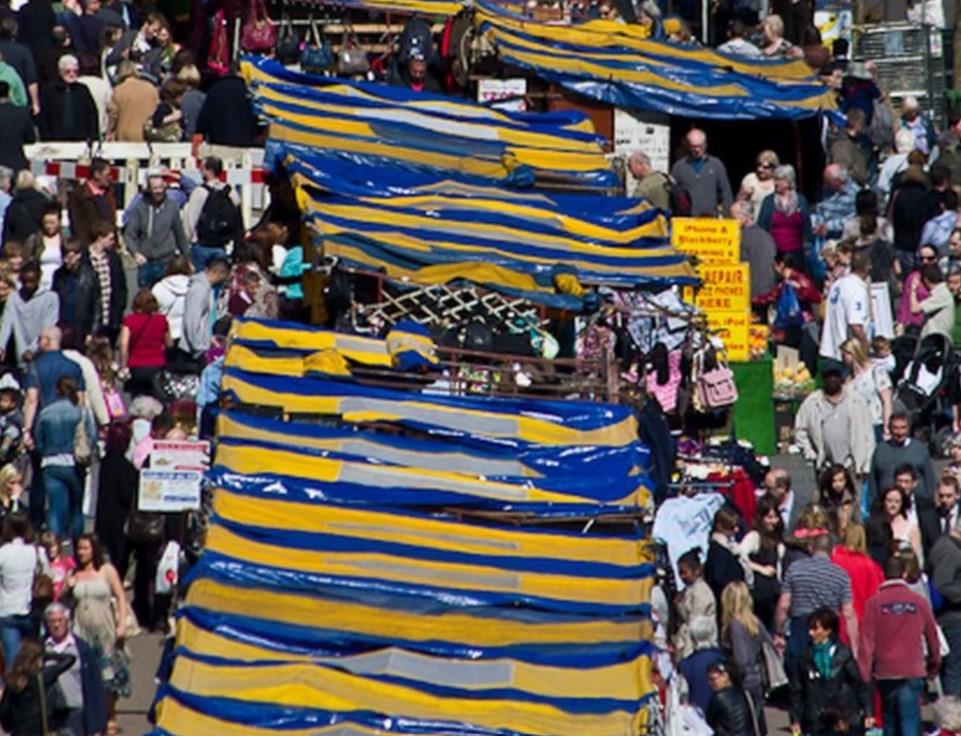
43 464 83 540
137 260 168 288
190 245 227 273
786 615 810 674
878 677 925 736
941 620 961 697
0 613 36 670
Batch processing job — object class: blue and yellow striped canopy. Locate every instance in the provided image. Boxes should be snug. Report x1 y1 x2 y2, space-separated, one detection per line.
477 0 837 120
152 320 656 736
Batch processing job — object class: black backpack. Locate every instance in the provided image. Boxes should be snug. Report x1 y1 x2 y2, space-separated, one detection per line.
196 185 238 247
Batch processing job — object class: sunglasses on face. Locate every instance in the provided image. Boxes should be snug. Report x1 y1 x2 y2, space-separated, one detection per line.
758 163 775 169
920 255 938 262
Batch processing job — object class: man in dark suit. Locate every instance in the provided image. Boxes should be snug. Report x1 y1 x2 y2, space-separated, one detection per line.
922 474 961 563
0 79 34 173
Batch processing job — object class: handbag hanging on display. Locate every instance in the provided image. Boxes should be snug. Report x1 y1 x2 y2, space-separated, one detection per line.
694 348 739 411
207 10 231 76
275 12 300 60
240 0 277 53
336 25 370 76
301 14 335 74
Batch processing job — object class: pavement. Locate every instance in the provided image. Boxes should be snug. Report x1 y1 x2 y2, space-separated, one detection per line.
116 631 165 734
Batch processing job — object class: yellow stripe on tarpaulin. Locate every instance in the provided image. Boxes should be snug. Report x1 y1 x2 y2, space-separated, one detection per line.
256 85 604 154
214 441 634 505
215 412 545 478
174 617 652 702
230 320 391 362
220 372 639 447
154 698 398 736
168 655 643 736
204 525 652 607
225 345 354 378
211 489 650 567
185 578 653 646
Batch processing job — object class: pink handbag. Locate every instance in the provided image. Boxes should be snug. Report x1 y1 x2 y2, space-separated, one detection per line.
695 351 738 410
240 0 277 53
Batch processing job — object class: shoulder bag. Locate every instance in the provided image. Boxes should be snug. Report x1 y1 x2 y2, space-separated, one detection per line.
337 25 370 76
301 14 335 74
73 408 94 466
32 545 53 605
695 349 739 410
240 0 277 53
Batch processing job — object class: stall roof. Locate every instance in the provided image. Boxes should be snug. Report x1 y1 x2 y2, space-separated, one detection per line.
477 0 838 120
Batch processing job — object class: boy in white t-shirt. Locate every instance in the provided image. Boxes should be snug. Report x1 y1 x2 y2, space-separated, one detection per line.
820 250 872 363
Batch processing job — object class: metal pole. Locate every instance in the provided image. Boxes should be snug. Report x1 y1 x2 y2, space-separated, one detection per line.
702 0 710 45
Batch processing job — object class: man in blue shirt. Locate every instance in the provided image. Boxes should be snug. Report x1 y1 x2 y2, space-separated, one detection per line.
23 325 85 439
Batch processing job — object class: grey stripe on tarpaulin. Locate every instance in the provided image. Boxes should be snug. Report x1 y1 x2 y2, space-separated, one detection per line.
350 558 522 591
323 648 515 689
332 438 527 476
328 522 521 552
339 397 521 437
338 463 529 501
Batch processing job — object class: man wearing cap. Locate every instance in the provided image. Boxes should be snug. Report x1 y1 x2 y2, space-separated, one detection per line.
794 363 875 476
900 95 935 156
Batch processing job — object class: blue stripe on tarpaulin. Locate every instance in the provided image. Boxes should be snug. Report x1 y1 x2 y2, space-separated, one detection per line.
218 409 652 476
210 515 651 578
208 467 641 515
177 606 655 665
214 434 651 504
188 548 650 615
153 686 519 736
476 0 836 120
221 367 634 435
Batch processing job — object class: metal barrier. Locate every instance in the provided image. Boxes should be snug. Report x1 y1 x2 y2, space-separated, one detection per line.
23 142 269 226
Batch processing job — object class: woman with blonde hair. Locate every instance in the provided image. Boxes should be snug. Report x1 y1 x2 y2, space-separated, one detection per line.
739 149 779 215
841 336 892 442
720 580 771 735
0 463 24 525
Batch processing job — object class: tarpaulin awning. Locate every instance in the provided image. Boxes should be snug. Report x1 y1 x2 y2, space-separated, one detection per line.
152 319 655 736
477 0 837 120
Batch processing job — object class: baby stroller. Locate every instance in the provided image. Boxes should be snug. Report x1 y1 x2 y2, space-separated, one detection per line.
893 333 956 451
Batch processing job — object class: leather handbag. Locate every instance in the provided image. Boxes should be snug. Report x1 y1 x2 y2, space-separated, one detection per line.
301 15 335 74
336 26 369 76
695 350 738 410
207 10 230 76
125 510 166 544
240 0 277 53
275 12 300 60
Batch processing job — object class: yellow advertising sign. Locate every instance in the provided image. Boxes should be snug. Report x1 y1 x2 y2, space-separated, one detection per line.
695 264 750 313
706 310 750 362
671 218 741 264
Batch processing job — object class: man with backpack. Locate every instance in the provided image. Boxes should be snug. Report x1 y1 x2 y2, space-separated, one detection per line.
182 157 243 273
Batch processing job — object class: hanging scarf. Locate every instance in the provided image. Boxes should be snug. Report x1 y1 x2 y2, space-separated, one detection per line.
812 641 833 678
774 190 800 216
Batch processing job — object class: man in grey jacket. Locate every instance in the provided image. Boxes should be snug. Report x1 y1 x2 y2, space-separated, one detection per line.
180 257 230 359
670 129 734 217
123 173 189 288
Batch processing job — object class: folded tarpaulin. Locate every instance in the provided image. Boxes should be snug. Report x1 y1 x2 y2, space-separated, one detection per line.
476 0 837 120
220 367 639 447
217 409 651 478
243 57 617 189
211 438 649 506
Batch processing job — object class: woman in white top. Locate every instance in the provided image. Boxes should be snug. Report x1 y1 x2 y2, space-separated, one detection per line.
738 149 779 218
25 204 64 293
841 336 893 443
0 513 50 669
150 255 192 344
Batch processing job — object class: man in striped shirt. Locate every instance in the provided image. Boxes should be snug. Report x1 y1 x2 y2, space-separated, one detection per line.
774 533 858 669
